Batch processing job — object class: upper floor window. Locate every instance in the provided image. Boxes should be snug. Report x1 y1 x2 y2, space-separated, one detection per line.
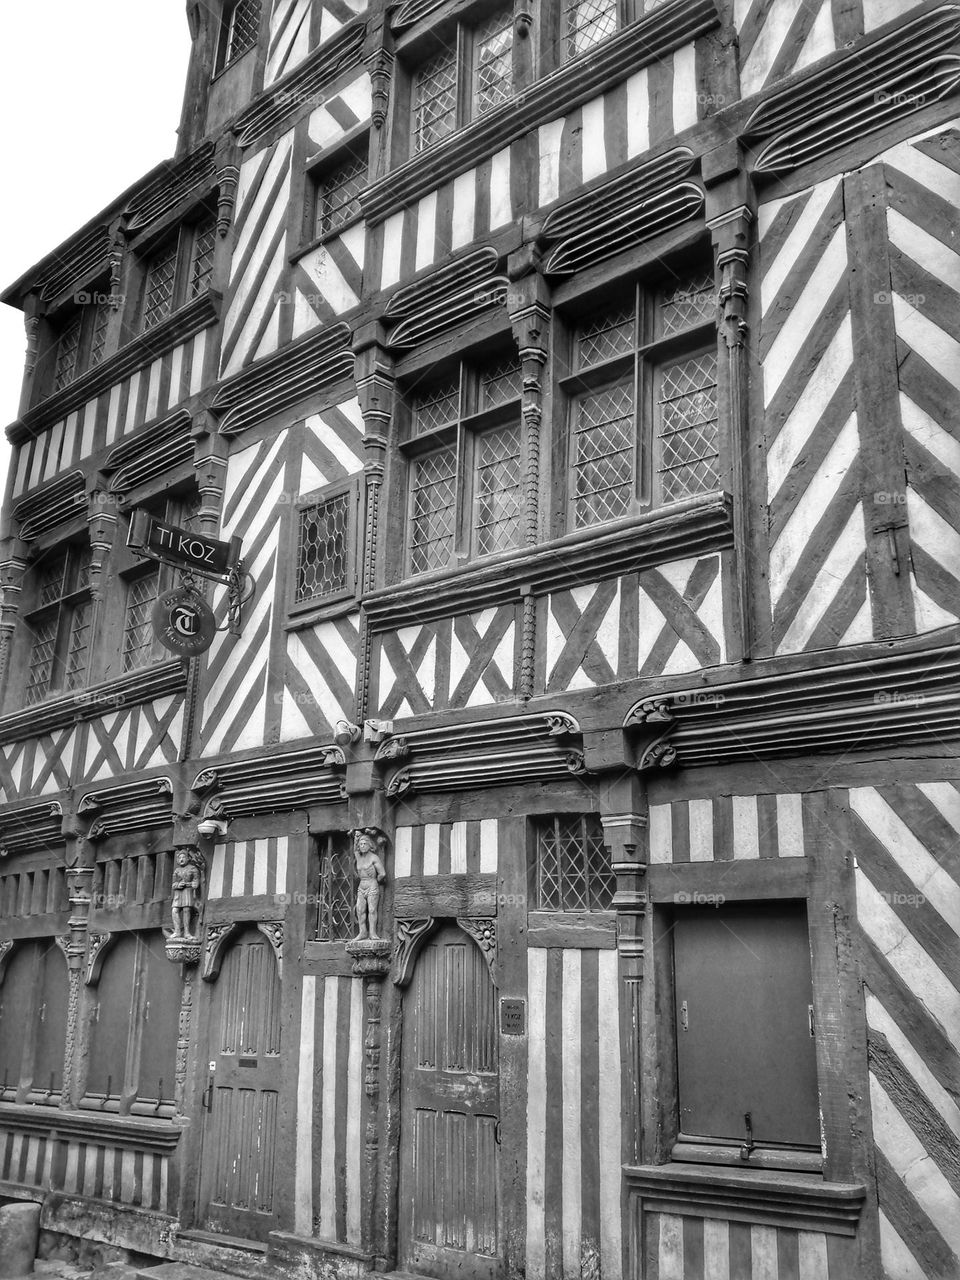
295 483 358 606
119 492 201 670
403 352 522 575
560 0 661 60
561 269 718 530
219 0 263 69
311 145 367 241
529 814 614 911
24 544 92 705
140 214 217 332
51 293 111 393
315 834 356 941
411 6 514 153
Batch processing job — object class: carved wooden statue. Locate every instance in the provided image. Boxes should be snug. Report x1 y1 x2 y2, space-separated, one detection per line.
171 848 203 939
354 828 387 940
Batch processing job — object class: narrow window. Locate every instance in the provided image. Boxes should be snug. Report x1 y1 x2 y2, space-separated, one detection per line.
314 150 367 239
141 241 179 331
408 444 459 575
188 216 217 299
53 315 83 392
24 546 92 705
224 0 262 65
121 568 162 672
530 815 615 911
473 9 515 117
316 834 356 941
413 48 458 153
564 0 618 59
296 491 352 603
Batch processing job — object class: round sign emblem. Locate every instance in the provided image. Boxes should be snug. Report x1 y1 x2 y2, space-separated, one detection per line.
151 588 217 656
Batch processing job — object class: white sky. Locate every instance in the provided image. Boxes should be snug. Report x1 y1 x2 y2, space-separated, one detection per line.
0 4 193 495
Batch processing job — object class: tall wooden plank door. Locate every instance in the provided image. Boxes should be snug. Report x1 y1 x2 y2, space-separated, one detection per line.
197 928 283 1240
399 923 501 1279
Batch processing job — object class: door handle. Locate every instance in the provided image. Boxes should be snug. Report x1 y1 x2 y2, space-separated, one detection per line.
202 1078 214 1111
494 1120 502 1147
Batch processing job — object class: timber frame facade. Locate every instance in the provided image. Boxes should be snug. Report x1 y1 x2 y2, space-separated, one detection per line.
1 1 959 1278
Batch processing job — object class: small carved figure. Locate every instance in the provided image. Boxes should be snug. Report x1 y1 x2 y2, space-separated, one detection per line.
171 849 202 939
354 828 387 940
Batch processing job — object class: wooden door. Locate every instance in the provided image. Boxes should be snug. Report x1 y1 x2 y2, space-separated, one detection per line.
399 923 500 1279
197 928 283 1240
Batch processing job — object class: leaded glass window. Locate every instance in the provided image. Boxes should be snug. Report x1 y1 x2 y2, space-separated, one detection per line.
297 492 352 602
564 0 618 58
142 242 178 332
225 0 262 64
314 150 367 238
474 9 514 117
189 218 217 299
564 267 718 529
316 835 356 941
530 815 615 911
405 353 523 575
23 545 92 706
413 48 457 152
122 571 161 672
53 315 82 392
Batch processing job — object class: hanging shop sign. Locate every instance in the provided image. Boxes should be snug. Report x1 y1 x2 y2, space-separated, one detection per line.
151 587 218 656
127 510 241 577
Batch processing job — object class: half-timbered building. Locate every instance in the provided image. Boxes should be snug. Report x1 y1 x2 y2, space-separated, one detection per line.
1 1 959 1278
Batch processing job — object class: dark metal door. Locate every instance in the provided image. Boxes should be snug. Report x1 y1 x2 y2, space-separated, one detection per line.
198 928 282 1239
674 901 820 1147
399 923 500 1279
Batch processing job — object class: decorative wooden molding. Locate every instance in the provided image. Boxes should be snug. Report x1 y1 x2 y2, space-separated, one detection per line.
190 743 347 816
542 181 704 277
0 940 15 984
744 5 960 175
12 472 85 540
624 638 960 765
378 711 587 795
392 917 435 987
213 323 353 436
125 142 216 234
364 492 733 629
360 0 719 225
383 250 507 349
626 1164 866 1237
216 166 241 237
257 921 284 977
232 22 367 148
13 291 219 443
34 227 112 304
0 802 63 858
345 937 393 978
0 660 187 745
456 917 498 988
201 921 238 981
0 1102 184 1153
23 316 39 372
391 0 443 30
84 932 113 986
102 409 193 493
365 47 394 129
77 778 174 835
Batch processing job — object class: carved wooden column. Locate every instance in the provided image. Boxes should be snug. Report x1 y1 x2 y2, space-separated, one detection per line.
19 294 42 416
0 539 28 701
86 489 118 663
61 814 96 1108
353 326 395 723
705 144 756 661
508 255 550 700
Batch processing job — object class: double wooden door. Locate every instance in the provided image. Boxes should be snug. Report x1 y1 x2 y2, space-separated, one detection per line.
197 928 283 1240
399 923 501 1279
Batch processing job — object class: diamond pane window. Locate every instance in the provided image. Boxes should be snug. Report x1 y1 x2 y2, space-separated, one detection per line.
564 0 618 59
54 316 82 392
475 424 522 556
658 353 719 502
316 835 356 941
409 446 457 574
64 601 91 691
577 305 635 369
316 151 367 238
572 381 635 527
88 302 110 368
25 618 58 706
297 493 351 602
414 381 460 434
227 0 262 62
413 48 457 152
479 357 522 409
37 555 69 608
122 572 160 672
189 219 217 299
660 273 716 336
531 815 614 911
474 9 514 117
142 243 178 332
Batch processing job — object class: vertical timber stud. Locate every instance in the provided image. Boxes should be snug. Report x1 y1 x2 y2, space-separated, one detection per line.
86 487 118 673
705 143 757 662
843 166 915 638
498 815 529 1280
599 774 648 1280
61 813 94 1109
354 325 396 723
508 253 550 699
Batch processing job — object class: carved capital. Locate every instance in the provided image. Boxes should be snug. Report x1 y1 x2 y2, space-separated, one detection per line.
393 918 435 987
345 937 393 978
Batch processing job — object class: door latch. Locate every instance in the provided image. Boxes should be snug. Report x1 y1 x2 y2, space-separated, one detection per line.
739 1112 755 1161
679 1000 688 1032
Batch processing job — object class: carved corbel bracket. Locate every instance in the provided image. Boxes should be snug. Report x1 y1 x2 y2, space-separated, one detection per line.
707 205 754 352
365 47 394 129
335 720 363 746
216 166 240 237
257 921 283 978
201 921 237 981
392 918 435 987
624 698 679 773
456 917 499 989
0 939 14 984
24 315 40 373
636 730 677 773
386 768 412 797
85 932 113 985
108 234 124 305
345 937 393 979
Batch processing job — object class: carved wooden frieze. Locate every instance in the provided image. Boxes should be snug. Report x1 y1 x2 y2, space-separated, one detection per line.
190 743 347 817
383 248 507 350
0 801 63 858
102 409 193 494
126 142 216 233
34 226 111 303
77 778 174 835
13 471 86 540
213 324 353 437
